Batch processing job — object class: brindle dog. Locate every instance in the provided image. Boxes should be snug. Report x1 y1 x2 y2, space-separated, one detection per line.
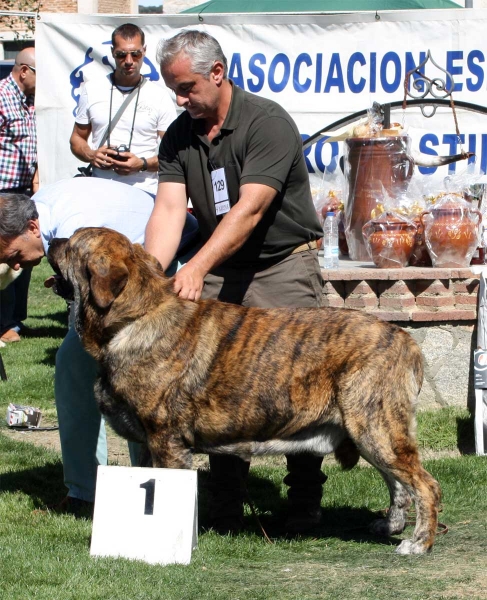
48 227 440 555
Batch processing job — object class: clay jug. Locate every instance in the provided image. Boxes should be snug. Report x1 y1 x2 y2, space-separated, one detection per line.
421 198 481 267
344 136 414 261
362 213 417 268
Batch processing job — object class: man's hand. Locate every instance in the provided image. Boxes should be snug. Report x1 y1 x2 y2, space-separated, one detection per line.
90 145 116 170
172 262 206 301
106 148 144 176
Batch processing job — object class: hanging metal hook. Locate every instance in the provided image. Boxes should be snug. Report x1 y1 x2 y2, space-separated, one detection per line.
375 11 380 20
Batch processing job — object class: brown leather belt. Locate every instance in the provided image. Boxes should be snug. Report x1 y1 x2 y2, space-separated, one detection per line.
291 240 318 254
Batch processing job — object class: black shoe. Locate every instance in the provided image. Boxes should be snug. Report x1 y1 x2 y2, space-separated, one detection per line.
285 506 322 533
209 513 244 535
41 496 94 518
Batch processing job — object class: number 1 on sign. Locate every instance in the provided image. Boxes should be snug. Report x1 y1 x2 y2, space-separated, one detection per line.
140 478 155 515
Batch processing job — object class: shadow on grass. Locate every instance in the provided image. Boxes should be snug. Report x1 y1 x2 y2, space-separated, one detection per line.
40 346 60 368
0 461 65 508
457 413 475 454
23 323 68 341
29 310 68 328
196 469 395 547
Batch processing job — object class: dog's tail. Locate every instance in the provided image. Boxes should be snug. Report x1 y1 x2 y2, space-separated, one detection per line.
334 437 360 470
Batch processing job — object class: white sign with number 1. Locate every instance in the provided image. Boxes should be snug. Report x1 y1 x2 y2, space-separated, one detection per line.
90 466 198 565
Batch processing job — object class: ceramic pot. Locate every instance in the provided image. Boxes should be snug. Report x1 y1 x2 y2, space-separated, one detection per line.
344 136 414 261
421 201 481 267
362 214 416 268
408 216 432 267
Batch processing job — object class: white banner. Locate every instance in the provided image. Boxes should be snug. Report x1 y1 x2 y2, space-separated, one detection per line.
36 10 487 185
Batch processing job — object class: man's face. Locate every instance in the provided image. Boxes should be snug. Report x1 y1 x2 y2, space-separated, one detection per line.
0 221 44 270
111 34 146 81
22 63 36 96
162 53 221 120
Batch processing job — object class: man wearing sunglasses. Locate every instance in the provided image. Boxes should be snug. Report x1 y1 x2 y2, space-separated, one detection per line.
0 47 38 344
70 23 177 198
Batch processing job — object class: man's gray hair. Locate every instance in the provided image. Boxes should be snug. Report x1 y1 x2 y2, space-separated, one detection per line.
157 30 228 79
0 194 38 238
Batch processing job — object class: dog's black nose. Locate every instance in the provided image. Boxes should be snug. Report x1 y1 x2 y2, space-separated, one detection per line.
48 237 69 254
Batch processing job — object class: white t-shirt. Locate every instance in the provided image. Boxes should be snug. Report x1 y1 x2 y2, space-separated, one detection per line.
75 75 177 194
34 178 155 253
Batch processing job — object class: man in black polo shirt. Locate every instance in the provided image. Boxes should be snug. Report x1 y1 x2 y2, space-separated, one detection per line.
145 30 325 534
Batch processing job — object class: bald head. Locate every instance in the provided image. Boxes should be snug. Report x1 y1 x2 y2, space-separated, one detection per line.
13 47 36 95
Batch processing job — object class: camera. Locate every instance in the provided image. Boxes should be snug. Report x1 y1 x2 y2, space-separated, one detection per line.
110 144 130 161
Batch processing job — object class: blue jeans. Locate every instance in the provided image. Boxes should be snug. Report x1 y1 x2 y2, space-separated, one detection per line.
0 268 31 335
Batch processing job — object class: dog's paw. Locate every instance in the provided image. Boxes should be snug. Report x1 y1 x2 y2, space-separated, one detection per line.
396 539 429 555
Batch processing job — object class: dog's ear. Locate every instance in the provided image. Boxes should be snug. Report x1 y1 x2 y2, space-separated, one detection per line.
133 243 165 274
87 255 129 309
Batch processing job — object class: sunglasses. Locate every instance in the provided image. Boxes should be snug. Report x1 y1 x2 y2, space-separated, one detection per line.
19 63 36 73
113 49 145 60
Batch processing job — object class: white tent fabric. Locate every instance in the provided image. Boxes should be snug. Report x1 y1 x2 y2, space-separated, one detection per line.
473 267 487 455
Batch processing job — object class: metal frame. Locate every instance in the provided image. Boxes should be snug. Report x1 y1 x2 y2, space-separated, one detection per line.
303 99 487 151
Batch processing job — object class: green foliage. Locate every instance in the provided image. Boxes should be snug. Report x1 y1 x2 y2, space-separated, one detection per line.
138 5 163 14
0 0 43 39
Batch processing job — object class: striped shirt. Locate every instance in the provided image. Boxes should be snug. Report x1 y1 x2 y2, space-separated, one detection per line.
0 74 37 191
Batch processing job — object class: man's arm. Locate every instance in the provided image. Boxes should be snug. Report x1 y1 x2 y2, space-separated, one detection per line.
70 123 112 170
172 183 276 301
144 181 189 271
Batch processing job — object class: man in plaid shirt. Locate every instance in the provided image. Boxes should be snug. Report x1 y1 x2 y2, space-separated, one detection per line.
0 47 38 344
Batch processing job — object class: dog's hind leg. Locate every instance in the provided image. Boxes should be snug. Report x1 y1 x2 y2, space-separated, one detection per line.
369 471 411 536
361 444 440 555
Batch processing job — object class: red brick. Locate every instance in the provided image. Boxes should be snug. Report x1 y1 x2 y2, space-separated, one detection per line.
452 279 480 294
323 296 345 308
454 295 479 306
379 296 416 310
377 280 413 296
411 309 477 322
415 279 450 295
323 281 344 296
416 296 455 308
345 296 379 309
371 310 413 322
346 280 376 296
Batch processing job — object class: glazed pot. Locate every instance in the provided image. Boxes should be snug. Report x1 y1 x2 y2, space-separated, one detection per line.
362 214 417 268
421 201 481 267
344 135 414 261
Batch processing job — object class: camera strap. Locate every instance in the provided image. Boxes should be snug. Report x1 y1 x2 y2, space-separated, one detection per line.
105 76 147 151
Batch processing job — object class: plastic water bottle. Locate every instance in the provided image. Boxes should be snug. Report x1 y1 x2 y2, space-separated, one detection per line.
323 211 339 269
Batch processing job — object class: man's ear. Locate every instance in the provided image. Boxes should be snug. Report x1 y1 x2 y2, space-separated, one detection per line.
87 255 129 309
211 60 225 85
26 219 41 238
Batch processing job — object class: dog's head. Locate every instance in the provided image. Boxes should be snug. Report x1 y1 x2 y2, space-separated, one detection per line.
47 227 167 356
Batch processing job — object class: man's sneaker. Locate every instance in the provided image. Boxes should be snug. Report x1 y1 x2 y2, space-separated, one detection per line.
37 496 94 518
0 329 20 343
285 506 322 534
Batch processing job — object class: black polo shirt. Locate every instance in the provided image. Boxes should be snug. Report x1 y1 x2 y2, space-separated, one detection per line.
159 82 322 269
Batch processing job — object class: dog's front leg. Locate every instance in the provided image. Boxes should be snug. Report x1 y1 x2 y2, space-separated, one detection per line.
146 432 193 470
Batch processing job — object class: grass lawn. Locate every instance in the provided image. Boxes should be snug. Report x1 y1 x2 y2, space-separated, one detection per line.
0 260 486 600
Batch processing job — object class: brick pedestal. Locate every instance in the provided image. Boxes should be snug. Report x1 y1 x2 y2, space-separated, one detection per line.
321 260 482 411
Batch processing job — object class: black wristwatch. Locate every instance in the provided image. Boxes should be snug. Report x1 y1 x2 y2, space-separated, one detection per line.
140 157 148 172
